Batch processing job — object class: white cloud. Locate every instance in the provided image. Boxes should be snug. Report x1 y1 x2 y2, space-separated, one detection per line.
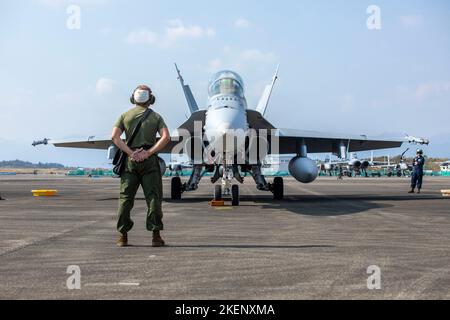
400 15 424 28
234 18 250 29
95 77 115 95
126 20 216 48
126 30 159 45
204 47 277 74
240 49 276 63
416 81 450 100
35 0 109 6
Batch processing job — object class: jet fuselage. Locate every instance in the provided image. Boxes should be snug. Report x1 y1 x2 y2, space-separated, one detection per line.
203 71 249 161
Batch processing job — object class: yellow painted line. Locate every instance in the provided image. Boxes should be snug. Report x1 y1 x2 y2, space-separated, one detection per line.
31 190 58 197
214 207 233 211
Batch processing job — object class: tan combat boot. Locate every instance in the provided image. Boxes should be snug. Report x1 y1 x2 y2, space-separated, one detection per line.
117 233 128 247
152 231 165 247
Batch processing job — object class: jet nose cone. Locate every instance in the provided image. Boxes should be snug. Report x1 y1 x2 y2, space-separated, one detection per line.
217 122 232 135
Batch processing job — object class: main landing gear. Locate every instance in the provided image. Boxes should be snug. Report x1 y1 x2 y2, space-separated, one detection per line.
248 165 284 200
171 176 182 200
170 163 284 204
272 177 284 200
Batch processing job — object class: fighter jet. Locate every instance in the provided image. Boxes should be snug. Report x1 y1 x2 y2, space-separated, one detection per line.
405 134 430 146
51 66 408 205
370 149 412 177
167 159 193 177
320 153 371 177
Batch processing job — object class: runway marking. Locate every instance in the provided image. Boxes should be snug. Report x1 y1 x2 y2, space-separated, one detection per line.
85 282 141 287
118 282 140 286
214 207 233 211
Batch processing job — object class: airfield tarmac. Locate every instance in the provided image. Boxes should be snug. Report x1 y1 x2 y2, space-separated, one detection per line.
0 175 449 300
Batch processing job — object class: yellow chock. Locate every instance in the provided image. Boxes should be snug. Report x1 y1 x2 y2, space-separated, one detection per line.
209 200 225 207
32 190 58 197
441 190 450 197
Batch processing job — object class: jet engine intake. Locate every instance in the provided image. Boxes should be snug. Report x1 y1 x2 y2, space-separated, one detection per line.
350 160 362 169
360 160 370 170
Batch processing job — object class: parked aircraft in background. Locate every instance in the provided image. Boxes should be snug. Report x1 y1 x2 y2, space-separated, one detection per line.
320 153 371 177
405 134 429 146
369 149 412 177
167 160 193 177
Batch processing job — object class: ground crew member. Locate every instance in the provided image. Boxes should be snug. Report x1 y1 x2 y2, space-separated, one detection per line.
409 149 425 194
111 85 171 247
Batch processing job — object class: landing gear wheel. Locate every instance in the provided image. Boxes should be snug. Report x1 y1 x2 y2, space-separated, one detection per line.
171 177 182 200
231 185 240 206
214 185 222 201
273 177 284 200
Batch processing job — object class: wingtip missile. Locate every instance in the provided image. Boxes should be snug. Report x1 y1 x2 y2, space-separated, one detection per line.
174 63 182 80
32 138 50 147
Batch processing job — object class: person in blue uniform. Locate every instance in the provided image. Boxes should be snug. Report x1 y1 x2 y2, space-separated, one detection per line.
409 149 425 194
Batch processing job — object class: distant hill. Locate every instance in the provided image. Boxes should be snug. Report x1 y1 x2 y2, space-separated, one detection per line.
0 160 65 169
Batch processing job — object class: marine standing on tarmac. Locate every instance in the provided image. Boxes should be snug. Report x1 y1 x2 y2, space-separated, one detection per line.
111 85 171 247
409 149 425 194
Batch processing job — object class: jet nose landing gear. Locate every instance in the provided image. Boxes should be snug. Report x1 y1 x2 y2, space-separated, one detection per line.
213 184 240 206
212 165 241 206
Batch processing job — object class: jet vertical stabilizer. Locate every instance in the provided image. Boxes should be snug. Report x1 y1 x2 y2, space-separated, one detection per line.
175 63 199 114
256 64 279 116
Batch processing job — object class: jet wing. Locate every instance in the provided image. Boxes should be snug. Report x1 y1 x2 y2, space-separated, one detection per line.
53 136 181 154
275 128 404 154
53 136 112 150
52 111 207 153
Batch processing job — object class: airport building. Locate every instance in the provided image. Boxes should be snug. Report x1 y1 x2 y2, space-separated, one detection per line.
262 155 292 176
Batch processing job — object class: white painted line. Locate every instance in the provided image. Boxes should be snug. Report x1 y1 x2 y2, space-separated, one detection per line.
85 283 116 287
85 282 140 287
118 282 140 286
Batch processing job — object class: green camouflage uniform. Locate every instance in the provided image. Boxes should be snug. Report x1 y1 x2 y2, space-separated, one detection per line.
114 106 168 234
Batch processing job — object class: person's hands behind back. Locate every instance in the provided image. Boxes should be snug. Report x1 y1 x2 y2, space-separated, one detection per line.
131 149 151 163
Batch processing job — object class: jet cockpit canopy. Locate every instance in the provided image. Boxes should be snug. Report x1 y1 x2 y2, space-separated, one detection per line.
208 70 245 98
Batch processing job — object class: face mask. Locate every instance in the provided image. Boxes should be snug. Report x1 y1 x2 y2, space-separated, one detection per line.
134 89 150 104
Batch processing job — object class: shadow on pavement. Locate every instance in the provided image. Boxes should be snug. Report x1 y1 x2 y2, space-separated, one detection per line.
99 194 444 217
127 244 334 249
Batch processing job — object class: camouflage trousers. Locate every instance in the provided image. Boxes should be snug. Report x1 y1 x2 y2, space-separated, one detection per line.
117 155 163 234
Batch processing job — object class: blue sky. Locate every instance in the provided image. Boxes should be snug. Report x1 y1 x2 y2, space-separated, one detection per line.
0 0 449 167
